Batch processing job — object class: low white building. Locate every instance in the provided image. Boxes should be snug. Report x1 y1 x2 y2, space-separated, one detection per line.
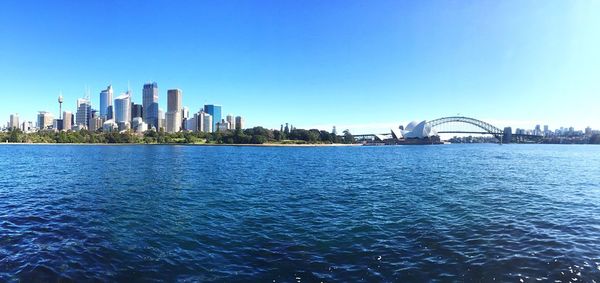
103 119 118 133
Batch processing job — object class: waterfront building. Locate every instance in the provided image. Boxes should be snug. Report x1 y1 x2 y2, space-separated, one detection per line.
185 116 197 132
107 105 114 120
99 85 113 119
76 98 91 129
9 114 19 130
166 89 182 133
203 104 221 132
142 82 159 130
132 103 143 121
90 116 103 132
503 127 512 144
202 112 213 133
21 121 33 132
165 112 181 133
226 115 234 130
235 116 244 130
53 119 63 131
102 120 118 132
63 111 72 131
182 106 189 120
158 108 165 131
544 125 549 136
114 93 132 130
216 119 230 132
37 111 54 130
132 117 148 133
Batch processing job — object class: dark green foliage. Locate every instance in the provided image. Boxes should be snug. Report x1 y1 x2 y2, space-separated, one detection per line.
1 126 347 145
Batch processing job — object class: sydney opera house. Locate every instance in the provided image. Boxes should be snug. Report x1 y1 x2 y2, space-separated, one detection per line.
375 120 442 145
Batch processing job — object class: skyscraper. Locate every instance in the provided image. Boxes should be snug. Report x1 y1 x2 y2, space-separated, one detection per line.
166 89 182 133
9 114 19 130
114 92 132 128
99 85 113 119
226 114 234 130
203 104 221 132
202 112 213 133
235 116 244 130
143 82 159 130
76 98 91 129
63 111 72 131
131 103 143 121
37 111 54 130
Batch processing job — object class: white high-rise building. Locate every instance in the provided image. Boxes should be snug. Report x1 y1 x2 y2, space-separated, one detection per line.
202 112 213 133
182 106 189 120
132 117 148 133
165 112 181 133
114 92 132 128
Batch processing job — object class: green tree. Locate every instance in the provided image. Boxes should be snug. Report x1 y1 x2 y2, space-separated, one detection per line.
343 129 354 144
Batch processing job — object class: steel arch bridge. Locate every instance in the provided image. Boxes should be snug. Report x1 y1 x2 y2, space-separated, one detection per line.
426 116 504 140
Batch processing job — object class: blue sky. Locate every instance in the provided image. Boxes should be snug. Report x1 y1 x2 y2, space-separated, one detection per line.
1 0 599 133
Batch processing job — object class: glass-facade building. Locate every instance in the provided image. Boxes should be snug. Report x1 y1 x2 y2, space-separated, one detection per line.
203 104 221 132
143 82 159 130
99 85 113 119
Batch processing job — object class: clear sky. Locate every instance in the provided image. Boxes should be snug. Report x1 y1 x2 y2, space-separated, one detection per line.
1 0 599 133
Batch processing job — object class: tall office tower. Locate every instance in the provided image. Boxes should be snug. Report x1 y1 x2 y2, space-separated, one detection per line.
158 108 165 131
142 82 159 130
114 93 132 130
63 111 72 131
226 114 234 130
76 98 91 129
99 85 113 119
181 106 190 131
543 125 549 136
202 113 213 133
131 103 143 121
90 117 103 132
107 105 114 120
203 104 221 132
166 89 182 133
9 114 19 130
37 111 54 130
182 106 189 120
235 116 244 130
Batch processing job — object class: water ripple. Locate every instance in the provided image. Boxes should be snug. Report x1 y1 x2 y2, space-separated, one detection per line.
1 144 600 281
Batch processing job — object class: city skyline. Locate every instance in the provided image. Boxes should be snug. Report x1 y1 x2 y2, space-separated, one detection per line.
1 1 599 133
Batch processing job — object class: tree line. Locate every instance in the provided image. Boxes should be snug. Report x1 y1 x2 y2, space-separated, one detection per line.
0 127 356 145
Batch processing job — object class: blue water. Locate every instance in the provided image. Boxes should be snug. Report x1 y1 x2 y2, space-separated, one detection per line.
1 144 600 282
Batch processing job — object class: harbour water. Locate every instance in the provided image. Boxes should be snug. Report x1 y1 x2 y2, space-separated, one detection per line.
1 144 599 281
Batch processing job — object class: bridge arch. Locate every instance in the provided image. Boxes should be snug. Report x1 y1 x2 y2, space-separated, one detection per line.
426 116 504 139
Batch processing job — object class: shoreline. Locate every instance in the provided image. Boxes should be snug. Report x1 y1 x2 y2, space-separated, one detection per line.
0 142 361 147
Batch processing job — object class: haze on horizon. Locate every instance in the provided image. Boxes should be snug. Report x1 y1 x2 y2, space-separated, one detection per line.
1 0 599 133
